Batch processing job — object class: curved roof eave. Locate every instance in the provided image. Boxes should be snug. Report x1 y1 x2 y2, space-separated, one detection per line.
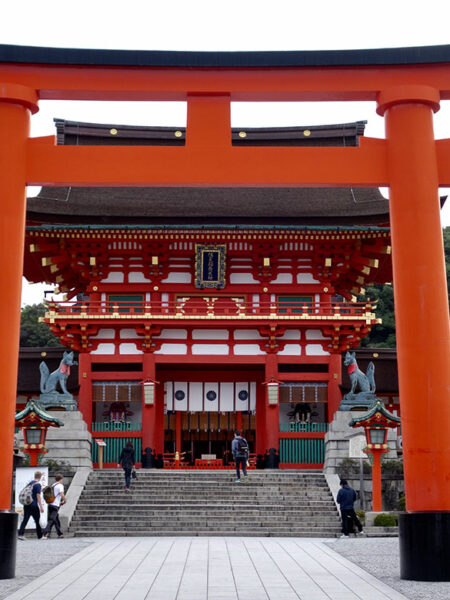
1 44 450 68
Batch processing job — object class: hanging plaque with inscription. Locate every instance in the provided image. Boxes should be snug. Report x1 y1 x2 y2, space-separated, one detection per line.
194 244 226 289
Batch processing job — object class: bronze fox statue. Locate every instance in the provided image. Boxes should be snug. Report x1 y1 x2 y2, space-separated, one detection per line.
344 351 376 394
40 351 77 396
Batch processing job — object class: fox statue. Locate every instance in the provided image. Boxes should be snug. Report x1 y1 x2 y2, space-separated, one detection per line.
344 351 376 394
40 351 77 396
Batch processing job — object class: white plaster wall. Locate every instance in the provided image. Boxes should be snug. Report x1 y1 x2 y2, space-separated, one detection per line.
306 344 330 356
277 344 302 356
120 328 143 339
153 329 188 339
119 343 143 354
279 330 301 340
233 344 266 355
91 328 115 339
306 329 326 340
297 272 320 284
154 344 188 355
91 343 115 355
128 271 151 283
271 273 293 284
192 329 229 340
101 272 124 283
229 273 258 284
162 272 192 283
192 344 229 355
233 330 263 340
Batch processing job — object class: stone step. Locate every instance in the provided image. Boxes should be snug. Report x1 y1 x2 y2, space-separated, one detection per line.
73 530 339 538
86 476 328 482
69 469 341 538
94 488 330 492
74 506 337 514
74 494 334 509
87 480 328 485
72 515 339 523
74 508 337 516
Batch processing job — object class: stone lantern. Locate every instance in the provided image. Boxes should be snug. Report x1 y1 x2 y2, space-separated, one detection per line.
349 400 401 512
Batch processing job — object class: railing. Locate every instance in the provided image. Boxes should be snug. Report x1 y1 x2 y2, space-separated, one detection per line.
91 436 142 464
279 422 329 433
279 438 325 464
92 422 142 432
45 299 375 320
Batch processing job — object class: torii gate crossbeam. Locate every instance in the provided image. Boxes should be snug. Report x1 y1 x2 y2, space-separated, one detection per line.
0 44 449 581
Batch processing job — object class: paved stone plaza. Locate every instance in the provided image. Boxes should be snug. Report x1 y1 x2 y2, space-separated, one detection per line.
2 537 449 600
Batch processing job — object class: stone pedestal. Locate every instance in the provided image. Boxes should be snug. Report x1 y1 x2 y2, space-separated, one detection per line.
323 410 398 474
39 392 77 411
45 411 92 468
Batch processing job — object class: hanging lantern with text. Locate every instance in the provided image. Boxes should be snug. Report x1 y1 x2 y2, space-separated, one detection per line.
142 378 159 405
264 378 283 405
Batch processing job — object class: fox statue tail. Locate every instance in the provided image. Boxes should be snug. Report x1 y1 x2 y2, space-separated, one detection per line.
366 362 376 393
39 361 50 394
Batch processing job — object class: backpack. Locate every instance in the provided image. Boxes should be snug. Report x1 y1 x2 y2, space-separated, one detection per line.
236 437 249 456
19 481 35 506
43 483 56 504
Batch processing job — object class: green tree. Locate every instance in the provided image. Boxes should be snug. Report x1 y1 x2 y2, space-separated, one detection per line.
362 284 396 348
20 303 62 347
360 226 450 348
443 226 450 299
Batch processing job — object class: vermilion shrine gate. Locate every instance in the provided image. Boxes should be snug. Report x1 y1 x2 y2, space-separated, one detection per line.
1 43 449 580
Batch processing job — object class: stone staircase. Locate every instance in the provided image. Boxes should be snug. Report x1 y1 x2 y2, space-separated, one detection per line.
69 470 342 537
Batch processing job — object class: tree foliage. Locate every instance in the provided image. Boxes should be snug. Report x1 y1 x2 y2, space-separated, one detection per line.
444 226 450 299
361 284 396 348
20 303 62 347
360 226 450 349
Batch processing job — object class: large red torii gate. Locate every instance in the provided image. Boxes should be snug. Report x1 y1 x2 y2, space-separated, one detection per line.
0 44 449 580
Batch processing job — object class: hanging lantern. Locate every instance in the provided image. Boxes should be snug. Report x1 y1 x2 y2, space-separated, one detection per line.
142 378 159 405
264 378 283 405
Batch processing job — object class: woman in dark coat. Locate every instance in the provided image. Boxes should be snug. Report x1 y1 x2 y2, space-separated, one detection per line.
117 442 136 491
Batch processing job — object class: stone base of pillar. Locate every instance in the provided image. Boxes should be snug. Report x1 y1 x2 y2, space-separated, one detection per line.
400 512 450 581
0 512 18 579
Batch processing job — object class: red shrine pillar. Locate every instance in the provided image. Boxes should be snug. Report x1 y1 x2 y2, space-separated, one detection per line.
255 381 266 455
264 355 280 458
78 353 93 429
142 353 158 453
0 84 38 578
235 410 242 432
327 354 342 421
378 86 450 581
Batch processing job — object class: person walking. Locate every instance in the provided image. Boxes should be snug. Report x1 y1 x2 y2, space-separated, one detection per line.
231 430 249 483
42 474 66 539
118 441 136 491
18 471 44 540
337 479 364 538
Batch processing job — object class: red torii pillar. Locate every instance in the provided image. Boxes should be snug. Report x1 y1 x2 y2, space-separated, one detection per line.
377 86 450 581
0 84 38 579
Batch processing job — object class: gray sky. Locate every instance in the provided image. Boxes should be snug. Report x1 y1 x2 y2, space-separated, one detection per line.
4 0 448 305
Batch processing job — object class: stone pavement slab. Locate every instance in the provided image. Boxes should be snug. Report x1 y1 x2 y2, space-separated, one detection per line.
3 537 409 600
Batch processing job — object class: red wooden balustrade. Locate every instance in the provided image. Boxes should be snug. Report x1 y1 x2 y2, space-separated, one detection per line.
45 299 375 319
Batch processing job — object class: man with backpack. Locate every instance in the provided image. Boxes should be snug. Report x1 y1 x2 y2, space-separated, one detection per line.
42 474 66 539
18 471 44 540
336 479 365 538
231 430 249 483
